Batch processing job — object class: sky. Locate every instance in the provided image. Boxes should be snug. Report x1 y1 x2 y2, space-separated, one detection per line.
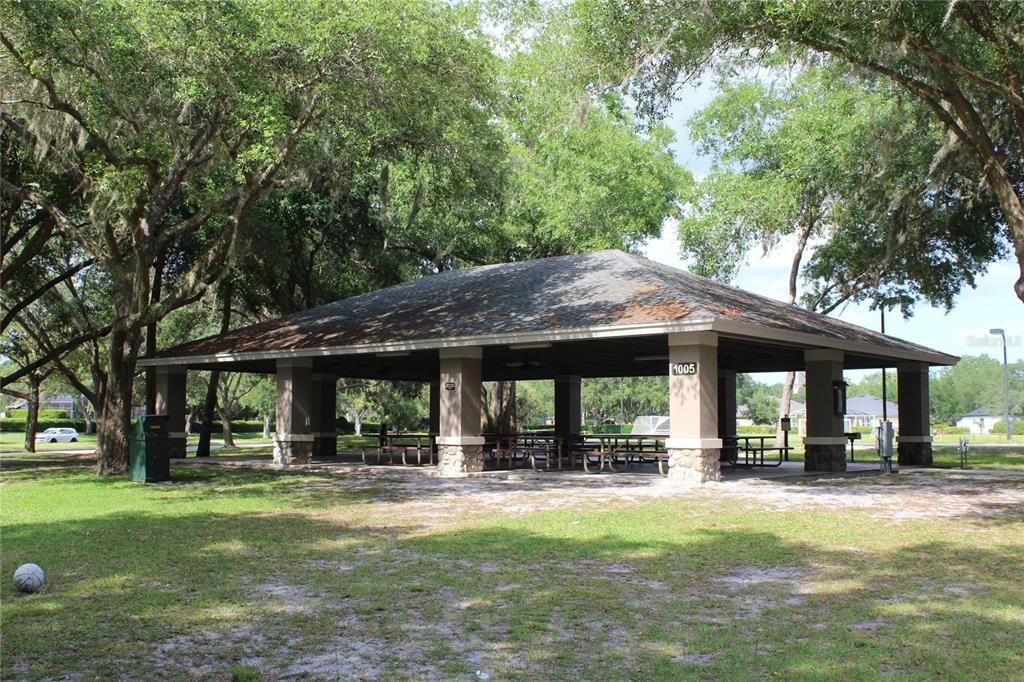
641 84 1023 383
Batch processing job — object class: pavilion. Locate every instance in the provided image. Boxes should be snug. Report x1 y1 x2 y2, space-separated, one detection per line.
138 250 956 482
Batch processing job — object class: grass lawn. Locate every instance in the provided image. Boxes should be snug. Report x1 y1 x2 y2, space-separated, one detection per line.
2 458 1022 680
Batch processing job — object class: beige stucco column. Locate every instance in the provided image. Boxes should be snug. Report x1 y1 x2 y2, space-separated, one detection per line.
897 362 933 465
554 374 582 446
437 347 484 476
274 358 314 467
803 349 846 472
154 366 187 459
666 332 721 483
311 373 337 457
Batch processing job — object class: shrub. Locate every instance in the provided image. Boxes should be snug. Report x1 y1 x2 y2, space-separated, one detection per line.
990 420 1024 436
190 420 265 434
737 424 776 435
1 418 87 433
936 426 970 435
5 409 70 420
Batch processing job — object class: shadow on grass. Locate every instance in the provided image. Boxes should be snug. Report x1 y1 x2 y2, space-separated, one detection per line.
2 480 1023 680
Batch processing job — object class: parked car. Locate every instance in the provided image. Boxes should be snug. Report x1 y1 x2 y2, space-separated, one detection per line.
35 427 79 443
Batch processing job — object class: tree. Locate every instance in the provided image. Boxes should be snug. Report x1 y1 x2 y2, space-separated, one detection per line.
238 376 277 439
571 0 1024 303
736 374 781 426
1 0 501 474
930 354 1024 425
678 67 1002 439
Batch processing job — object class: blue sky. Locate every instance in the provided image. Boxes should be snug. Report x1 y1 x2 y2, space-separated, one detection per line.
642 85 1023 380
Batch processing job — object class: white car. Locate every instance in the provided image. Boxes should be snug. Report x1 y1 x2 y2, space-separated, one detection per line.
35 427 80 443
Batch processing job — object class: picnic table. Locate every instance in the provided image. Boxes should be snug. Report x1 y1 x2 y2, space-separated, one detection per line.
570 434 669 475
486 433 560 470
722 435 790 467
363 432 435 466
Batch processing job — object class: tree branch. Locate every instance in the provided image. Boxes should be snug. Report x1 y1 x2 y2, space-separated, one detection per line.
1 257 95 332
1 323 113 388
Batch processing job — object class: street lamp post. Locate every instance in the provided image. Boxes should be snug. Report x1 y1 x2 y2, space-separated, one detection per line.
990 328 1011 442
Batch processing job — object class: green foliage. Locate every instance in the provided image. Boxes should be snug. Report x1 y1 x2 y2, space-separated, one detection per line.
845 373 898 403
990 420 1024 436
930 355 1024 424
5 409 69 420
0 418 87 433
190 420 265 434
736 374 781 425
680 68 1002 313
581 377 669 425
571 0 1024 305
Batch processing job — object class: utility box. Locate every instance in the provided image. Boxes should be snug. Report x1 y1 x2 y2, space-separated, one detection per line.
129 415 171 483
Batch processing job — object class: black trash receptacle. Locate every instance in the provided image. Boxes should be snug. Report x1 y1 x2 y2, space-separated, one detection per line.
129 415 171 483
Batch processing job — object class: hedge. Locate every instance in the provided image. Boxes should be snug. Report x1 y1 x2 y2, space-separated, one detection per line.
990 420 1024 436
191 419 266 434
935 426 970 435
5 409 70 420
1 418 88 433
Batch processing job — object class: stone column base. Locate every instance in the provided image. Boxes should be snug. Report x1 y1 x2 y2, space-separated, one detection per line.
897 441 933 466
804 444 846 472
437 437 484 477
274 439 313 467
168 437 187 459
313 435 337 457
667 448 721 484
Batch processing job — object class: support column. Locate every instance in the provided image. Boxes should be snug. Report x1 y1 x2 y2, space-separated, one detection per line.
154 366 187 459
429 378 441 435
897 362 933 466
311 373 337 457
437 348 483 476
554 375 582 446
717 369 737 462
667 332 721 483
274 358 314 467
803 349 846 472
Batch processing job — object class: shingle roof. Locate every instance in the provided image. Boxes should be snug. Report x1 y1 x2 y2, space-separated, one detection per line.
959 407 1000 418
150 250 955 364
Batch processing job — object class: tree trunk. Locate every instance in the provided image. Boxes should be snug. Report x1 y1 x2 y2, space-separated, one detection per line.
777 219 813 446
197 283 233 456
23 375 39 452
96 326 141 475
144 252 165 413
217 405 235 448
485 380 516 433
196 372 218 457
777 371 796 447
262 413 271 440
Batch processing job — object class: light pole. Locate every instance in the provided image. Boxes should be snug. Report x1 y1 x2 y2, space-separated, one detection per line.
990 328 1011 442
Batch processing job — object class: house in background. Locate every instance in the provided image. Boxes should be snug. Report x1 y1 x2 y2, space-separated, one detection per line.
4 392 79 417
956 407 1003 434
789 395 898 434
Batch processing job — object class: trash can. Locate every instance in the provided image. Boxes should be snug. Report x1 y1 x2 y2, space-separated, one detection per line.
129 415 171 483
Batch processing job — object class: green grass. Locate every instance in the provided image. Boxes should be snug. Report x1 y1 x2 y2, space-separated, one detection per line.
2 457 1022 680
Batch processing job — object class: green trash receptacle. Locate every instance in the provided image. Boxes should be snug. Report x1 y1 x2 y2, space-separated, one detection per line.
129 415 171 483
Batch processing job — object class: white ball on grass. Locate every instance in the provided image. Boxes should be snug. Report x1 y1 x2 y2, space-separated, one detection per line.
13 563 45 593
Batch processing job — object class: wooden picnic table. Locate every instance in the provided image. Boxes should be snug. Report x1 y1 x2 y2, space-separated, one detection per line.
722 435 789 467
363 432 435 466
486 433 560 470
571 434 669 475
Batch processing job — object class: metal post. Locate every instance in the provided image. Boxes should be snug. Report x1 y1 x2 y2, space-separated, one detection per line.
880 307 888 422
990 329 1011 442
